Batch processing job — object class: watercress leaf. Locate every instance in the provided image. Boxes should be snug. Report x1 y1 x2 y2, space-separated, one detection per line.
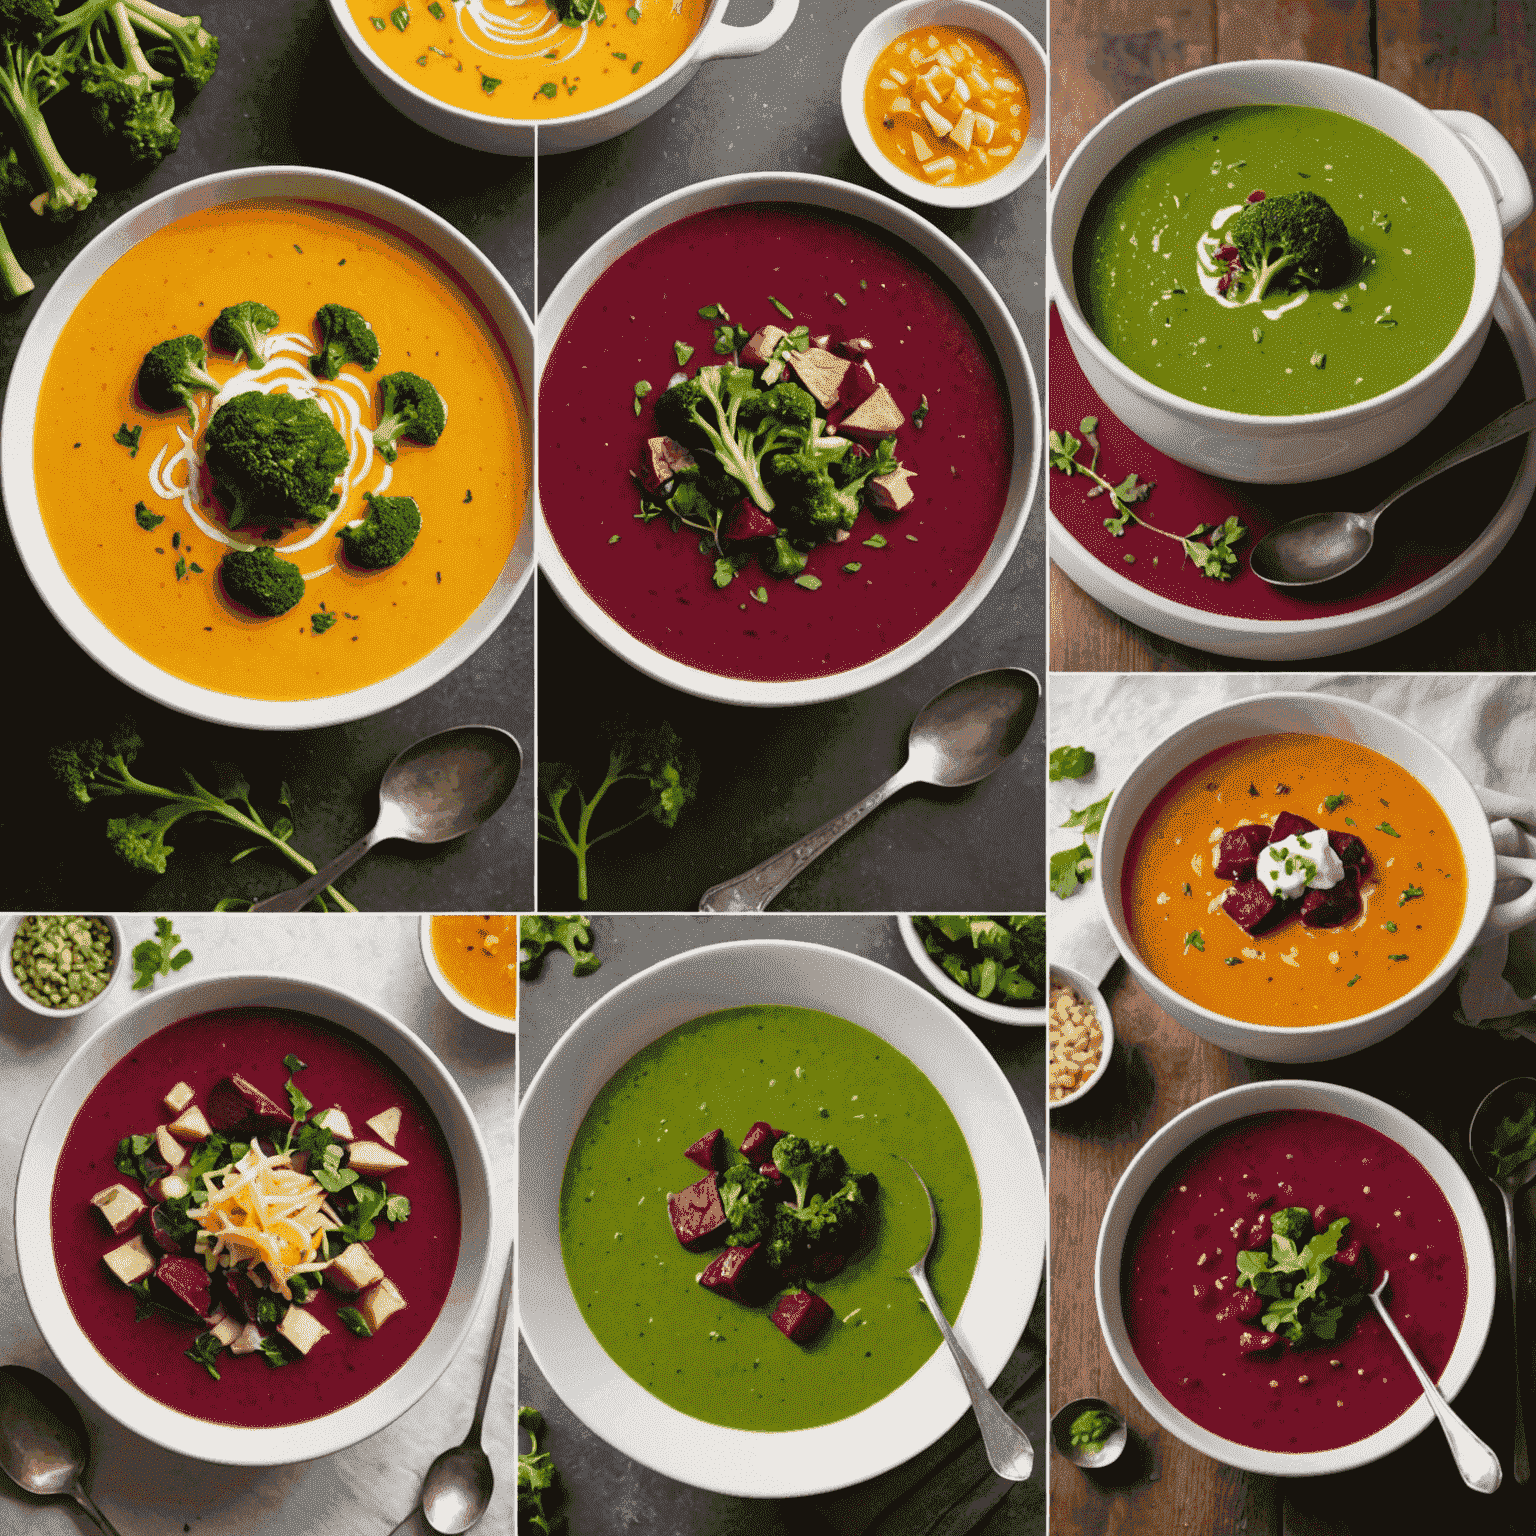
1062 793 1111 835
1049 745 1096 781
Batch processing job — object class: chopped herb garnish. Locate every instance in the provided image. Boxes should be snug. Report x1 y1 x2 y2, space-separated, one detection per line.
385 1192 412 1223
833 292 847 306
768 295 794 319
751 585 767 603
1049 745 1095 781
185 1333 222 1380
842 562 862 573
712 556 737 589
284 1054 307 1073
285 1078 312 1122
428 0 444 14
174 557 186 580
312 610 338 635
697 303 725 320
632 379 652 415
337 1306 373 1338
608 534 620 544
1183 882 1191 896
863 534 887 549
313 1142 359 1195
1061 793 1111 835
1385 921 1398 932
912 394 930 429
1184 929 1205 951
481 74 502 94
626 3 639 15
673 340 694 367
1376 822 1400 837
1224 956 1242 966
114 423 142 457
537 81 557 97
1323 793 1348 812
1399 884 1423 906
370 14 385 28
794 574 822 591
390 4 409 29
1347 974 1360 986
257 1336 289 1369
1387 953 1408 962
134 501 163 531
631 59 642 72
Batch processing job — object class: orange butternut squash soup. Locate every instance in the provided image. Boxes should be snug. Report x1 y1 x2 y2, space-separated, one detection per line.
344 0 707 121
429 914 518 1017
1123 735 1465 1027
34 199 526 701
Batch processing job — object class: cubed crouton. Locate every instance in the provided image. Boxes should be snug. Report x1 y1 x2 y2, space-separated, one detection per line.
312 1107 354 1141
785 347 851 410
147 1172 190 1204
638 435 697 492
326 1242 385 1296
739 325 788 368
347 1141 409 1176
947 78 971 106
163 1081 195 1114
950 107 976 152
277 1305 329 1357
90 1183 146 1237
869 466 918 512
974 113 997 145
358 1278 407 1333
208 1310 242 1347
920 100 954 138
841 385 906 440
103 1235 155 1287
889 95 913 115
154 1125 187 1169
911 131 932 162
167 1105 212 1143
230 1322 265 1356
366 1107 402 1147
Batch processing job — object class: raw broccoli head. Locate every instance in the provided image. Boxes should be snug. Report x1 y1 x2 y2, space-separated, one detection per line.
203 390 350 529
83 71 178 165
718 1163 772 1247
135 3 218 91
49 721 145 805
105 811 174 874
137 334 218 415
310 303 379 380
1229 190 1352 301
800 1176 870 1252
338 491 421 570
737 378 816 440
210 301 279 368
766 451 846 533
371 371 446 461
218 543 305 617
771 1134 847 1208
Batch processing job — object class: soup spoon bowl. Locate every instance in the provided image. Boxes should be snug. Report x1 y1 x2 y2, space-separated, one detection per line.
0 1365 120 1535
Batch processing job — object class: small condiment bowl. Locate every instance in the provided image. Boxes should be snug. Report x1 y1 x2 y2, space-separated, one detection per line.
899 915 1048 1025
1050 1396 1128 1469
418 914 519 1035
841 0 1046 210
0 915 125 1021
1047 964 1114 1110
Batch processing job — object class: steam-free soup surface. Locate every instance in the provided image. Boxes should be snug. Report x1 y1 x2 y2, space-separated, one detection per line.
430 914 518 1017
559 1005 982 1431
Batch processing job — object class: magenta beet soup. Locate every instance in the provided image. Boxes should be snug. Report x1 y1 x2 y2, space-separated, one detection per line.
540 203 1013 682
1123 1110 1466 1453
49 1009 461 1428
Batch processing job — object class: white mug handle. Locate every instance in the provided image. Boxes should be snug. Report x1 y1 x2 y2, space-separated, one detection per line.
695 0 800 63
1437 110 1535 237
1477 785 1536 933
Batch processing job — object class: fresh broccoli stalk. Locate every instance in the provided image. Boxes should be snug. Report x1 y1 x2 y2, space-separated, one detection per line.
1227 190 1352 303
0 0 97 220
50 0 216 93
371 370 446 461
122 0 216 88
49 722 359 908
218 543 304 617
310 303 380 380
718 1163 772 1247
136 333 217 415
538 721 699 903
203 390 350 529
338 491 421 570
653 365 779 512
0 142 33 296
209 301 279 368
771 1133 847 1209
769 436 900 539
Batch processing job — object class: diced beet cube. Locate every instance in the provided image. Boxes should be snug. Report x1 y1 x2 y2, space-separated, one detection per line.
808 1250 848 1281
667 1175 727 1251
1333 1238 1372 1286
739 1121 783 1164
722 501 778 543
1221 880 1293 936
207 1075 292 1137
684 1129 726 1173
1269 811 1319 844
758 1160 786 1190
1301 881 1362 929
1215 824 1273 881
156 1255 212 1318
771 1290 834 1345
1328 830 1374 882
144 1203 188 1255
697 1242 773 1305
1238 1328 1283 1355
1232 1288 1264 1322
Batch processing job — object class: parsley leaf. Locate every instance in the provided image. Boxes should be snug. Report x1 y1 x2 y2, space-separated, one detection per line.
1049 745 1096 781
114 422 142 456
1051 842 1094 900
132 917 193 990
1399 884 1424 907
313 1142 358 1195
1184 930 1205 951
1376 821 1400 837
1061 793 1111 836
1323 793 1348 812
285 1078 312 1123
185 1332 223 1380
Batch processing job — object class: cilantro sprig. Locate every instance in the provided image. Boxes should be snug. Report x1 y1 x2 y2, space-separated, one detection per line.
132 917 193 990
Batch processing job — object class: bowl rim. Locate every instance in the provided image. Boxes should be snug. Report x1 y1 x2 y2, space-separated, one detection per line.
1094 1077 1497 1475
0 914 125 1021
1049 58 1510 429
1046 963 1114 1109
0 162 535 731
516 936 1044 1495
13 969 497 1466
898 914 1048 1024
536 168 1039 708
417 914 519 1035
1093 688 1497 1046
840 0 1047 210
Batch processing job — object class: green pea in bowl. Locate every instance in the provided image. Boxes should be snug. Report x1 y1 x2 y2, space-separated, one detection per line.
2 915 125 1021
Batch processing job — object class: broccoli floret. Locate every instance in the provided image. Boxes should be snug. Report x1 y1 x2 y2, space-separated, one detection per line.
737 378 816 441
0 0 97 220
50 0 217 96
371 371 446 461
120 0 216 90
338 491 420 570
771 1133 847 1209
218 543 304 617
69 2 181 167
799 1176 870 1252
718 1164 772 1247
310 303 379 380
203 390 350 529
136 333 217 415
653 365 780 512
1228 190 1352 303
209 301 279 368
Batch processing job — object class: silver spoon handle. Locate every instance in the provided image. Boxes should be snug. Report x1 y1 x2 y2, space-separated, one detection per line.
1505 1191 1530 1483
1371 1282 1501 1493
467 1241 516 1445
251 827 386 913
1372 397 1536 524
698 765 918 912
906 1265 1033 1481
69 1485 125 1536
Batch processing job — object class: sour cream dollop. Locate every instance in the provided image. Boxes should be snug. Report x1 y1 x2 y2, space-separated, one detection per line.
1257 829 1345 901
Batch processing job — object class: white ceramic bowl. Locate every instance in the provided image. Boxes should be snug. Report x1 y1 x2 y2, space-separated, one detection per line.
1095 1078 1496 1475
899 914 1047 1024
14 972 496 1466
1 165 535 731
1050 59 1534 484
418 913 519 1034
0 915 125 1021
1047 963 1113 1109
841 0 1046 209
517 938 1044 1495
327 0 799 156
1095 689 1536 1063
537 171 1039 707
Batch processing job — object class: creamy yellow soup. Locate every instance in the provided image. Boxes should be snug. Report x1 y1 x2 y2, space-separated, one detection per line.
34 199 526 701
344 0 707 120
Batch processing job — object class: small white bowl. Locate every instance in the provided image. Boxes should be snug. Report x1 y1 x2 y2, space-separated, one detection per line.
899 915 1047 1025
1 915 125 1021
1047 963 1113 1109
842 0 1046 209
418 914 518 1035
1095 1078 1496 1476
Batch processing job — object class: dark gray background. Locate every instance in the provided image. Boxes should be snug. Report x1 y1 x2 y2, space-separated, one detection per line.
534 0 1047 912
4 0 535 911
518 914 1047 1536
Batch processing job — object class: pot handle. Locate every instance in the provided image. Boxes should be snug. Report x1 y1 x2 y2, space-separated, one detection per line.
1479 784 1536 933
1437 110 1534 237
694 0 800 62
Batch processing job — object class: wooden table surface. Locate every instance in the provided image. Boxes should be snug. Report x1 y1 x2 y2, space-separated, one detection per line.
1048 0 1536 673
1049 963 1536 1535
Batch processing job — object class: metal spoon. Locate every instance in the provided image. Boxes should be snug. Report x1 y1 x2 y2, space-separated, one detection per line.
1249 397 1536 586
0 1365 122 1535
418 1241 516 1533
1470 1075 1536 1483
1050 1396 1128 1471
1368 1270 1501 1493
896 1158 1034 1481
253 726 521 913
698 667 1039 912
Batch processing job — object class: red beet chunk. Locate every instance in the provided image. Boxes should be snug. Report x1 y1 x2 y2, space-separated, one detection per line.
1333 1238 1372 1286
667 1174 728 1251
758 1160 786 1190
1221 880 1293 936
1301 881 1362 929
722 502 778 543
144 1203 189 1255
697 1243 773 1305
1215 824 1272 881
1328 830 1373 882
221 1267 265 1324
684 1129 726 1173
156 1254 212 1318
771 1289 834 1345
207 1074 292 1137
1269 811 1319 844
1238 1328 1283 1355
739 1121 783 1164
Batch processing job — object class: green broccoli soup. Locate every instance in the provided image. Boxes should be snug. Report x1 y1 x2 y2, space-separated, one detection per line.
558 1006 983 1432
1072 105 1475 415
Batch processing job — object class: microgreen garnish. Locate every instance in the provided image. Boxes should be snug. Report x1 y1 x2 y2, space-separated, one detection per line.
1183 882 1192 896
1486 1105 1536 1180
751 586 767 603
313 1142 358 1194
1224 956 1242 966
480 74 501 94
673 341 694 367
768 295 794 319
114 1133 158 1185
132 917 192 990
390 4 409 29
537 82 557 97
1375 822 1399 837
1049 745 1095 781
834 292 847 306
632 379 652 416
863 534 887 549
257 1336 289 1369
114 423 142 457
312 610 337 635
912 394 930 429
1346 974 1360 986
284 1078 312 1123
1323 793 1348 812
842 562 862 573
1184 929 1205 951
185 1332 223 1380
794 574 822 591
1237 1208 1362 1345
134 501 163 531
283 1054 307 1073
1399 884 1423 907
337 1307 373 1338
1387 953 1408 961
385 1192 412 1223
